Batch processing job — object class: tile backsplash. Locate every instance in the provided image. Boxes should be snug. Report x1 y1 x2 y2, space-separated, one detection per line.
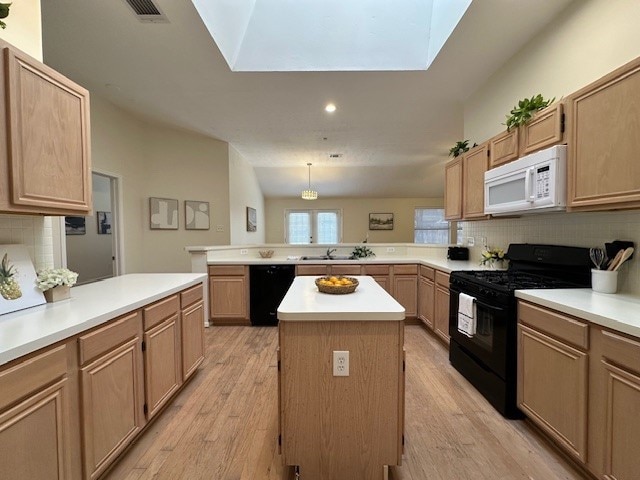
0 214 55 270
461 210 640 294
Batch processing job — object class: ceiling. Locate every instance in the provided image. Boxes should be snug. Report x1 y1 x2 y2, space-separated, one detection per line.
41 0 574 199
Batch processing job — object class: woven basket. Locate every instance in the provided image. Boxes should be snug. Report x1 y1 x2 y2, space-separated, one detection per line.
259 250 274 258
315 276 359 294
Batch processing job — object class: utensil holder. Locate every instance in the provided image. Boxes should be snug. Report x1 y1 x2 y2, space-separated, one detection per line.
591 269 618 294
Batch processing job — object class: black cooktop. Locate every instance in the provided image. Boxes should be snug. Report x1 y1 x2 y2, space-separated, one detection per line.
451 270 586 292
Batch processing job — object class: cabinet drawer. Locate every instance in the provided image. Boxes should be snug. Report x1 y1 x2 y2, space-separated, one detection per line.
518 301 588 350
180 284 203 309
296 265 329 276
419 265 435 280
363 264 390 275
143 295 179 331
601 329 640 374
435 271 450 288
330 265 362 276
79 311 141 365
393 264 418 275
0 345 67 411
208 265 245 276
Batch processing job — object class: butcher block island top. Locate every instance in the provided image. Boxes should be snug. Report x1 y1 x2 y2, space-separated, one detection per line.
277 275 406 479
277 275 405 321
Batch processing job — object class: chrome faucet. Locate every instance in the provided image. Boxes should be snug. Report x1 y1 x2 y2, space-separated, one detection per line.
326 248 337 258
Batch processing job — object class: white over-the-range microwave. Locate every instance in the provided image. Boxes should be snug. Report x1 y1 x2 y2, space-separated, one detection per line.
484 145 567 216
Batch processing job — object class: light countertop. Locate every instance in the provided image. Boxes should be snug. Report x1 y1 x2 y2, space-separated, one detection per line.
515 289 640 338
0 273 206 366
278 276 405 321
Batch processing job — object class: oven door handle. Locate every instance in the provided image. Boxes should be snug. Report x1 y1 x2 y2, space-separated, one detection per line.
474 300 507 313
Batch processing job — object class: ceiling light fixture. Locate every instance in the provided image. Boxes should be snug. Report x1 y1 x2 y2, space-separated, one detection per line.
325 103 336 113
301 163 318 200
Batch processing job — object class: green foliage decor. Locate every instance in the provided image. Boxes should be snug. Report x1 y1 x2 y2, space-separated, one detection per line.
0 3 11 29
351 245 375 259
504 94 555 131
448 140 470 158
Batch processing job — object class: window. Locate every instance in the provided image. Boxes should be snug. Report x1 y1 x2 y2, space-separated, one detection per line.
414 208 458 244
285 209 341 244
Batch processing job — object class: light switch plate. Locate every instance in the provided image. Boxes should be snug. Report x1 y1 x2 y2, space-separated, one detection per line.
467 237 475 247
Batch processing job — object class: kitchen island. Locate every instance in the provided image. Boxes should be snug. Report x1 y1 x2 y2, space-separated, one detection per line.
277 276 405 480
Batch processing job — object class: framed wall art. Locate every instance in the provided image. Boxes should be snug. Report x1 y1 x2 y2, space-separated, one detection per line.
185 200 210 230
149 197 179 230
65 216 86 235
369 213 394 230
0 244 46 315
97 211 112 234
246 207 257 232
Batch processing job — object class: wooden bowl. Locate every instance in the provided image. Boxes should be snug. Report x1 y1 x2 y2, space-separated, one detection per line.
315 276 359 294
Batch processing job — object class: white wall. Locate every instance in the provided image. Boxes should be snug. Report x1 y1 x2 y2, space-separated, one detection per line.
462 0 640 294
0 0 42 61
229 146 265 244
265 197 444 244
90 96 231 273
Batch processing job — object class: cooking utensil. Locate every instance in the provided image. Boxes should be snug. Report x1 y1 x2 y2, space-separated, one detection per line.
607 249 625 271
611 247 634 271
589 247 606 270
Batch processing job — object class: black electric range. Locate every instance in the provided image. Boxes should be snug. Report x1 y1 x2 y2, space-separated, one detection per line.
448 244 592 419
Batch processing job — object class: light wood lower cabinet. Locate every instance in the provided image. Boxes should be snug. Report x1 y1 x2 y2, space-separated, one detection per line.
180 298 205 381
392 265 418 319
0 345 71 480
433 271 450 344
79 312 145 479
209 265 249 325
363 264 391 294
418 275 435 329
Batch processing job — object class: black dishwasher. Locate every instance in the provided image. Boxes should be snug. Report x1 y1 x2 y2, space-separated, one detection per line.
249 265 295 326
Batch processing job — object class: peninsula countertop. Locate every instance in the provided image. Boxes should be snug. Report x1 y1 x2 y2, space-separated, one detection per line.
278 275 405 321
0 273 206 366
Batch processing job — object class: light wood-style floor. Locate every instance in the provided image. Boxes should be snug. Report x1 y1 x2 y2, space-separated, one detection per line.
106 325 587 480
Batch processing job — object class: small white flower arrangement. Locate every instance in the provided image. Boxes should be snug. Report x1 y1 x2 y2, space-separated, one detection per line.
480 247 506 267
36 268 79 291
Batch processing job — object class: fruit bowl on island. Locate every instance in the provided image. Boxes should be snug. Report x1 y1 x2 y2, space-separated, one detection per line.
315 276 359 294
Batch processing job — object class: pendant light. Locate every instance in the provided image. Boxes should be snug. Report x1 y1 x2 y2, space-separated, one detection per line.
301 162 318 200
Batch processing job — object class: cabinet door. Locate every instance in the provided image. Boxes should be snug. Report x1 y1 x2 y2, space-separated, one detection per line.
434 286 450 344
418 276 434 329
462 144 489 219
371 275 390 293
181 300 205 381
520 103 565 155
3 46 91 214
567 57 640 210
0 378 70 480
393 275 417 318
444 157 463 220
295 265 329 276
80 338 144 480
518 324 588 462
144 315 181 419
209 276 248 319
489 128 519 168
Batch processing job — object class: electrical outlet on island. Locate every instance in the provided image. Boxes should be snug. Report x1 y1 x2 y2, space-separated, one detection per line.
333 351 349 377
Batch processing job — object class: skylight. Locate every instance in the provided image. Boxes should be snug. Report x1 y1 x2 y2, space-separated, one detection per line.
191 0 472 72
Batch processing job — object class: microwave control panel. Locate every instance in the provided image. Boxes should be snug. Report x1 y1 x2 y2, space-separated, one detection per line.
535 165 551 199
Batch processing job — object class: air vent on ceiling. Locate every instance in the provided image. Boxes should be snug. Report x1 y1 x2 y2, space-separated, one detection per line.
124 0 169 23
329 153 343 158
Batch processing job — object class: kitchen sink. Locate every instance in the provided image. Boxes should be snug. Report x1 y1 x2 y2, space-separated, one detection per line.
300 255 356 261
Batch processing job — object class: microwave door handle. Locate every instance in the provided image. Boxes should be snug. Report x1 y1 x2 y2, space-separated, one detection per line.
526 167 535 202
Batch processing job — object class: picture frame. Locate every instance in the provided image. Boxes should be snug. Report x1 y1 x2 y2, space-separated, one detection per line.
97 211 112 234
0 244 46 315
185 200 210 230
369 212 394 230
246 207 257 232
149 197 179 230
65 216 86 235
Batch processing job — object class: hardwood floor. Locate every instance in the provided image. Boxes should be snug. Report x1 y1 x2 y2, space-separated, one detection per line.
106 325 587 480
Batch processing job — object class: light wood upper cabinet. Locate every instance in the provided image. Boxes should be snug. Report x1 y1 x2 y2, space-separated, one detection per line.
489 128 519 168
520 103 565 155
444 157 463 220
462 143 489 219
0 345 71 480
0 40 91 215
566 56 640 211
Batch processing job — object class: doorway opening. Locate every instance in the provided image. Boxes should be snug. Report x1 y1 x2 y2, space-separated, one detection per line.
65 172 122 285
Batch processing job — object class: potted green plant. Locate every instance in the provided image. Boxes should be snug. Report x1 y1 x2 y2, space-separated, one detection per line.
351 245 375 259
0 3 12 29
448 140 470 158
504 94 555 131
